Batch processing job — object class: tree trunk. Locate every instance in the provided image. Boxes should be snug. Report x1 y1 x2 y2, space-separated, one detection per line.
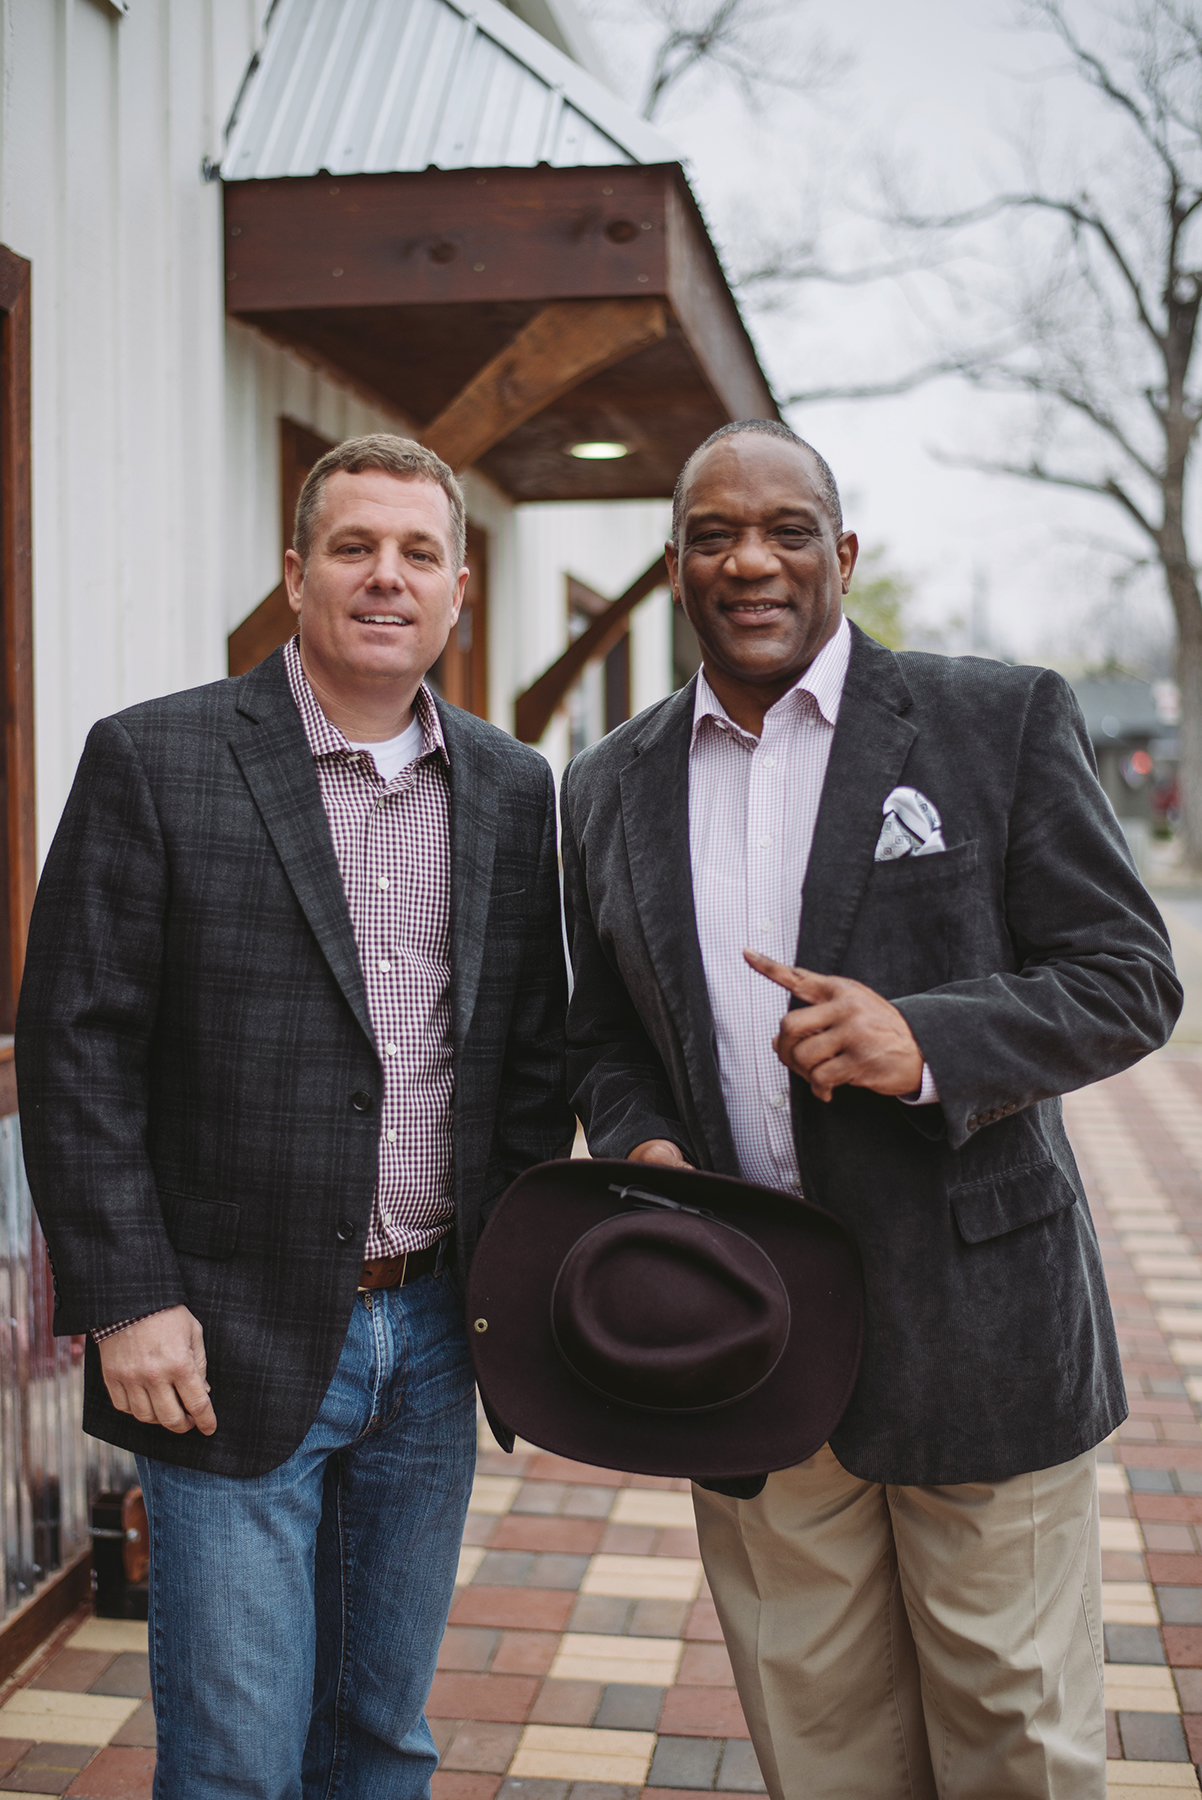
1166 556 1202 868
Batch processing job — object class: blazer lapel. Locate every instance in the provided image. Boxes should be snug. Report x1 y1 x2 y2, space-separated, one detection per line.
229 652 376 1050
796 624 917 973
435 702 499 1053
619 685 737 1171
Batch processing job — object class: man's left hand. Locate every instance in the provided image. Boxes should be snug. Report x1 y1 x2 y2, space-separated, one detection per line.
744 950 924 1104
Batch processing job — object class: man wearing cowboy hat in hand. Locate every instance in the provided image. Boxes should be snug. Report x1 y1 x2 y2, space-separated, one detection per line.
557 420 1181 1800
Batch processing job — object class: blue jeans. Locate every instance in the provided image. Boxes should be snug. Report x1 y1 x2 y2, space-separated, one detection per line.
137 1268 476 1800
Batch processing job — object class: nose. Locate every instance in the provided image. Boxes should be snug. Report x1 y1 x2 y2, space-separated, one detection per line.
726 532 779 577
368 548 406 591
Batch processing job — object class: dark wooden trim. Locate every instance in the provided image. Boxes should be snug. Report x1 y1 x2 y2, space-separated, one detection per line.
279 417 335 552
431 523 489 719
0 1549 90 1686
229 581 292 678
229 418 334 677
514 554 667 743
663 174 777 423
0 247 34 1035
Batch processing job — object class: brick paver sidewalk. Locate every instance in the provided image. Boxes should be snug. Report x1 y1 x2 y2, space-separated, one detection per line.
4 1049 1202 1796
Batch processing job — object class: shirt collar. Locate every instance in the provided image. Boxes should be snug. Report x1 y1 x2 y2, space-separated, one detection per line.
283 635 449 768
692 613 852 743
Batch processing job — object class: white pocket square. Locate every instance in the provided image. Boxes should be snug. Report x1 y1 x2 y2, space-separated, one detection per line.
875 786 946 862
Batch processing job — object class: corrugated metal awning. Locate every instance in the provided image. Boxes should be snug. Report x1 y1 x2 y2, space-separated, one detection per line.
222 0 676 181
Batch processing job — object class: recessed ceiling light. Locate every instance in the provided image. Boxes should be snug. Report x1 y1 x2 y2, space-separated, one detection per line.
568 441 629 461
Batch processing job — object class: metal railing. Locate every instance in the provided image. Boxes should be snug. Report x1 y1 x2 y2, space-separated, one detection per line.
0 1114 134 1623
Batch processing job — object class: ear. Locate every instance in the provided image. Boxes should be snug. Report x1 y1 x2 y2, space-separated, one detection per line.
664 539 680 603
284 548 305 618
837 531 859 594
449 564 470 626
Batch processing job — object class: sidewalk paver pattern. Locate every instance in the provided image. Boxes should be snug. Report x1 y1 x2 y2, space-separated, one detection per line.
5 1051 1202 1793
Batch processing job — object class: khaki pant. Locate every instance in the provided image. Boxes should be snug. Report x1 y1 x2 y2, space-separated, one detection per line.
692 1446 1104 1800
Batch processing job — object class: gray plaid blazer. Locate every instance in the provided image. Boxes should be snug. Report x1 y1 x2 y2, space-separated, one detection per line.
16 649 573 1477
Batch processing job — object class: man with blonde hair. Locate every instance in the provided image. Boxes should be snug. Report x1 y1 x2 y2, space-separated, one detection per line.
18 435 573 1798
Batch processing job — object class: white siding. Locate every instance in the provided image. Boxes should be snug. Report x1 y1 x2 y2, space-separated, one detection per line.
0 0 272 857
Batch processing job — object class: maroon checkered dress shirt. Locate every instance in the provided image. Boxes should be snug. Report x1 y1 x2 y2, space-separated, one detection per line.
283 637 455 1258
94 639 455 1336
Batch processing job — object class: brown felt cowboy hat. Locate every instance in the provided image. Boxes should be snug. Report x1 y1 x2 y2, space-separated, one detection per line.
466 1158 864 1480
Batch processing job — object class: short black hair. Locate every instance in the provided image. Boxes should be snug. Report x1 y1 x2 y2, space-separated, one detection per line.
671 419 843 542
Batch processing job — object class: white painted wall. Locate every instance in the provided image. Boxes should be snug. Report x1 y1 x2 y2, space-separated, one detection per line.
0 0 272 857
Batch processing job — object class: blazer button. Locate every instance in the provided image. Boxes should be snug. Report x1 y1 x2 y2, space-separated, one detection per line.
336 1219 356 1243
350 1091 373 1113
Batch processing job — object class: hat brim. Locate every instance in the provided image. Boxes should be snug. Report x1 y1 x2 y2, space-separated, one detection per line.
467 1159 863 1479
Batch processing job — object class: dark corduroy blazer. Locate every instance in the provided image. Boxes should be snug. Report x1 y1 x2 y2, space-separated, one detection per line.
561 624 1182 1486
16 650 573 1477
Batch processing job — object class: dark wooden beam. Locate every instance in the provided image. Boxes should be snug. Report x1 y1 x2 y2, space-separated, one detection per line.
423 299 667 471
224 165 673 312
0 247 34 1035
514 555 667 744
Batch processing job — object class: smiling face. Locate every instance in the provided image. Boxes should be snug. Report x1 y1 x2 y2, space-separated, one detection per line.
284 468 468 734
665 434 858 733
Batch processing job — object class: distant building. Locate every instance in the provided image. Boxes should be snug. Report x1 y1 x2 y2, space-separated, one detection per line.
1070 674 1180 870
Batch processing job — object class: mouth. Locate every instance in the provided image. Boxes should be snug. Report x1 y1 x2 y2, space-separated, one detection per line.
353 614 413 628
723 598 789 622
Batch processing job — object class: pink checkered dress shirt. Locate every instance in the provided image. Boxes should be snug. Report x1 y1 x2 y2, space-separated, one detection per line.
689 617 933 1196
93 640 455 1338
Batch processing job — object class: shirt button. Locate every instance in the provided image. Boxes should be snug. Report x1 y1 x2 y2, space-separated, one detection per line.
377 877 390 891
758 835 771 848
386 1129 397 1144
377 959 391 972
350 1091 373 1113
336 1219 356 1243
770 1092 787 1109
763 754 776 767
385 1043 399 1057
758 919 772 933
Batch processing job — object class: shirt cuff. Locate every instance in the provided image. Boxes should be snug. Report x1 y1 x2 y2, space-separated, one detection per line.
898 1063 940 1106
91 1312 157 1343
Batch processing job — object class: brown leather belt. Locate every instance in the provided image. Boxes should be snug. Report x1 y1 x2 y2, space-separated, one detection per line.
358 1237 450 1291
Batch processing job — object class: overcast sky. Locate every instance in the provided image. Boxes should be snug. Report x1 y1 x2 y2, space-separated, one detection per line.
587 0 1178 673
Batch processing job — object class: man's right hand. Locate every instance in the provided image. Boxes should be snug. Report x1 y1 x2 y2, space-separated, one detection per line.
629 1140 694 1169
97 1305 216 1436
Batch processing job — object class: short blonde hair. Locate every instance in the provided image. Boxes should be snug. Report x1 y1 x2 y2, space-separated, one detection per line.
294 434 466 568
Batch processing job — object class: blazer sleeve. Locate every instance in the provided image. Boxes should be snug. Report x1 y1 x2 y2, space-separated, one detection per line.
893 669 1183 1150
561 773 696 1162
15 717 187 1333
484 762 576 1206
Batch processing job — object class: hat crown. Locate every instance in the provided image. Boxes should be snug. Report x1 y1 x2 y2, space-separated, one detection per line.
550 1209 790 1413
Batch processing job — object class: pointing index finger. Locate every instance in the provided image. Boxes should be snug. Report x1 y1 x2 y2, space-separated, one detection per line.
743 950 828 999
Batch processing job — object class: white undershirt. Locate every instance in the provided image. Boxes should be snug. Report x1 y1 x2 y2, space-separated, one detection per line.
347 716 424 783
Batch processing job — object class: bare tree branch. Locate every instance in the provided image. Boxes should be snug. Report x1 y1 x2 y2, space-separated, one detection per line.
929 447 1160 544
780 359 972 404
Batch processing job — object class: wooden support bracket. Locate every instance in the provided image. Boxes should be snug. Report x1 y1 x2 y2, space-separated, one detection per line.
422 298 669 471
513 553 668 744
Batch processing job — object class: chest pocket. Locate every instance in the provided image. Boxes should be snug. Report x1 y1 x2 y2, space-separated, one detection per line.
843 838 981 997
